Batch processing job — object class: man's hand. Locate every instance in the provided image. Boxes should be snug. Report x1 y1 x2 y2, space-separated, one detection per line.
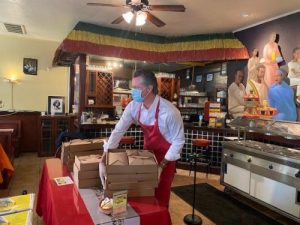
99 152 108 189
99 162 107 190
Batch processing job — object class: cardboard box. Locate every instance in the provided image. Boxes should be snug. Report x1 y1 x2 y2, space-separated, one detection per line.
106 173 157 183
73 175 101 188
108 152 128 165
74 154 102 171
64 139 104 152
73 163 99 179
105 150 158 197
107 180 158 190
128 156 156 165
105 188 155 198
61 139 104 163
106 150 158 175
61 138 104 171
68 149 102 158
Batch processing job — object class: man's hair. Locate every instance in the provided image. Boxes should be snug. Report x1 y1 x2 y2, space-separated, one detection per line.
292 47 300 54
256 64 265 71
234 69 243 76
133 70 158 95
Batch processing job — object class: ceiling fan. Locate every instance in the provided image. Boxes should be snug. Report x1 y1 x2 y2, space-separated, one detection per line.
87 0 186 27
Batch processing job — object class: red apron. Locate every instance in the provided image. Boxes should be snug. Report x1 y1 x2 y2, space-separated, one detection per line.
138 99 176 206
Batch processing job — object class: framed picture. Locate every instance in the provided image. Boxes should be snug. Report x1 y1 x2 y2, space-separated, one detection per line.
196 75 202 83
206 73 214 82
23 58 38 75
48 96 65 115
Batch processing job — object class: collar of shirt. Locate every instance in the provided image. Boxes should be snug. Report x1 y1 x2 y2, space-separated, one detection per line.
140 95 159 112
137 95 160 125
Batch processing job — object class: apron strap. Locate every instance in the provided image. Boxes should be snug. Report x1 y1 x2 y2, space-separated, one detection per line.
137 98 161 123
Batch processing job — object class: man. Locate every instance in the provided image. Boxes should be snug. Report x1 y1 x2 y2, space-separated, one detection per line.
268 69 297 121
228 69 246 118
246 64 268 106
100 70 185 206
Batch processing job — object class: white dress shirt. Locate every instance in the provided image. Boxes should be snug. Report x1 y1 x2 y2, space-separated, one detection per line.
228 82 246 118
103 95 185 161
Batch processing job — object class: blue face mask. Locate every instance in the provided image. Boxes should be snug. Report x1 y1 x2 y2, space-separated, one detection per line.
131 88 144 102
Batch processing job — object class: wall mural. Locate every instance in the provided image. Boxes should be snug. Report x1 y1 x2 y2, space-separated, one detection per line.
228 31 299 122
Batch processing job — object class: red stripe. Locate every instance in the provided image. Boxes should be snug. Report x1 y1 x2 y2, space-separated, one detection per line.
62 39 248 62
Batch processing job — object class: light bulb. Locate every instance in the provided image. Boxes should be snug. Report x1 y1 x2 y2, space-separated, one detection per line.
136 11 147 26
122 11 134 24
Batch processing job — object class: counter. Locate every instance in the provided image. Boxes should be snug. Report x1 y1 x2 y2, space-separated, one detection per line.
76 122 300 173
221 140 300 222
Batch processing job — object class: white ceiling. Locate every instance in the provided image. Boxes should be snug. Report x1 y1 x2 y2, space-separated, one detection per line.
1 0 300 42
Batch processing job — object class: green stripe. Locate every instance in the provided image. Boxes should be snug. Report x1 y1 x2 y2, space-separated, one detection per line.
74 22 236 44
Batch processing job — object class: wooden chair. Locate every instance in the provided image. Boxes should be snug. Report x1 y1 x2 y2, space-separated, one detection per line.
0 120 21 157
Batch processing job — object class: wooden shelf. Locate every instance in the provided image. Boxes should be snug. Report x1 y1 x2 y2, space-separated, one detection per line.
178 106 204 109
113 90 131 94
180 95 207 97
85 105 115 109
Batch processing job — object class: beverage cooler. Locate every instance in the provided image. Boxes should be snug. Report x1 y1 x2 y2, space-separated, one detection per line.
221 118 300 222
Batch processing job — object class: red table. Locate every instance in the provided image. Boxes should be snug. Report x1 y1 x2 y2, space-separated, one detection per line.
36 158 171 225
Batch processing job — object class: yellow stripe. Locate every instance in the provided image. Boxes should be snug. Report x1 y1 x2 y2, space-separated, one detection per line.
247 80 259 97
67 30 245 53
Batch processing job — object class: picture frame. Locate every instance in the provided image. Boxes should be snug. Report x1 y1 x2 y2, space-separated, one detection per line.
196 74 202 83
23 58 38 75
206 73 214 82
48 96 65 115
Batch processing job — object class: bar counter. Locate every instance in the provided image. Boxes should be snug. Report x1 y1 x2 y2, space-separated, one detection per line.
76 121 300 173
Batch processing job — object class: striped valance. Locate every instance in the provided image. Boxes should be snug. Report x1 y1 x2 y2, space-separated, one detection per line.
53 22 249 64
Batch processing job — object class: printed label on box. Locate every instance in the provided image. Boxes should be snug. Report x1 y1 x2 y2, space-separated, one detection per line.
112 190 127 218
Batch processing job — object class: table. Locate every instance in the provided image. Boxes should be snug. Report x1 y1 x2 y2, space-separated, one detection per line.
0 143 14 184
36 159 171 225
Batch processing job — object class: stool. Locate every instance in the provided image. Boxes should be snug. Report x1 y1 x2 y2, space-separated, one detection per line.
189 138 211 177
184 152 202 225
119 136 135 149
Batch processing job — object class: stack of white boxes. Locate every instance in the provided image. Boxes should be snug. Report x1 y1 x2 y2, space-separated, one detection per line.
105 150 158 197
73 154 102 188
60 139 104 171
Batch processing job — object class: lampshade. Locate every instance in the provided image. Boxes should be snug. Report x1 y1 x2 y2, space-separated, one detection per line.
136 11 147 26
122 11 134 23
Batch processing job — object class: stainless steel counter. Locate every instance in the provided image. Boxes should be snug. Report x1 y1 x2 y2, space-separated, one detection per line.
221 140 300 222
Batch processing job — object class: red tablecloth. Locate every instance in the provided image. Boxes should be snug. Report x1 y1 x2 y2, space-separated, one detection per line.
0 144 14 183
36 158 171 225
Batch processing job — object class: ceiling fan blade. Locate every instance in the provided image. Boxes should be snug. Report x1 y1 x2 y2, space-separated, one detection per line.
111 16 124 24
149 5 185 12
87 3 123 7
146 12 166 27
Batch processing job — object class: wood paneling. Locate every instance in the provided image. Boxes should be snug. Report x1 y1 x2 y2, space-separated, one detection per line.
0 111 40 154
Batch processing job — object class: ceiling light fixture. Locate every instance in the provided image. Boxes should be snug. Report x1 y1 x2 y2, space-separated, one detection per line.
122 10 147 26
122 11 134 23
136 11 147 26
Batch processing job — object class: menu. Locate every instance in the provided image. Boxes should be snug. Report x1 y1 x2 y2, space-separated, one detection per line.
0 194 34 216
54 176 74 186
0 210 32 225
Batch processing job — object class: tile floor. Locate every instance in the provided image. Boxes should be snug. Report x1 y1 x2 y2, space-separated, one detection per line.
1 153 298 225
